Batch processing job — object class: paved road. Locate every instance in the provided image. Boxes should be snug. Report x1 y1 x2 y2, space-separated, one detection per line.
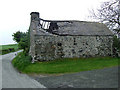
31 66 119 88
1 51 46 88
1 51 119 88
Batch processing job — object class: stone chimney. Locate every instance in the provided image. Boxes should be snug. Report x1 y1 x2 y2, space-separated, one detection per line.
29 12 40 62
30 12 40 28
30 12 39 21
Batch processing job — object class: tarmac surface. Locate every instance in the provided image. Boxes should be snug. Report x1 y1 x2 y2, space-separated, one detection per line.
1 51 46 88
1 50 119 88
30 66 119 88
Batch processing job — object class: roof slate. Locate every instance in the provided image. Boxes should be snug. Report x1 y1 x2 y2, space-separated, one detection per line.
37 21 114 36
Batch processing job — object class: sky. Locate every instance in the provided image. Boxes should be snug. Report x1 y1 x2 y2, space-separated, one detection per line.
0 0 110 45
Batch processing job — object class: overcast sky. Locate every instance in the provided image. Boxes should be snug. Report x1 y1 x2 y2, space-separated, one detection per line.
0 0 110 45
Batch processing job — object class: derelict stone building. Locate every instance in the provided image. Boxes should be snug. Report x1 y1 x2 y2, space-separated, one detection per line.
29 12 114 62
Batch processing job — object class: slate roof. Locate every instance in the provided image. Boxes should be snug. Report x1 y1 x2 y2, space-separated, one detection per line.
36 28 53 35
37 21 114 36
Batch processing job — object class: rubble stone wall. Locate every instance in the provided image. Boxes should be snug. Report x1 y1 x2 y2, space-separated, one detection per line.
34 35 113 61
29 22 35 57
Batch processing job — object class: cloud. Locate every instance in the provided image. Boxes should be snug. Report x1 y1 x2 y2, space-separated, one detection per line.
0 0 110 45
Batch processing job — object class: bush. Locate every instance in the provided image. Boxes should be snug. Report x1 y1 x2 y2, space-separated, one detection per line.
12 28 30 54
2 49 9 54
18 37 28 50
12 31 26 43
113 36 120 57
0 44 19 55
12 52 32 71
8 48 15 52
1 48 15 55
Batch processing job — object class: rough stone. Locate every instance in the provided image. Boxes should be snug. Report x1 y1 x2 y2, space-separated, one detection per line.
29 12 114 62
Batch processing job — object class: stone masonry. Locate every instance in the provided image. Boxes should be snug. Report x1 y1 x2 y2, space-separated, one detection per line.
29 12 114 62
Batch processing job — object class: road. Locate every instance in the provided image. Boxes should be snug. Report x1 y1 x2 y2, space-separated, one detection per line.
1 51 46 88
1 51 119 88
31 67 119 88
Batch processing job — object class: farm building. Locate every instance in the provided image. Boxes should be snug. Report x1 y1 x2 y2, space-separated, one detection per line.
29 12 114 62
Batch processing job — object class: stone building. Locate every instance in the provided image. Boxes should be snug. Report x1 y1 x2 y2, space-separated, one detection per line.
29 12 114 62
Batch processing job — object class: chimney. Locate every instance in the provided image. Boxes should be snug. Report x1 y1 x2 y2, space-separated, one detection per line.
30 12 40 26
30 12 40 21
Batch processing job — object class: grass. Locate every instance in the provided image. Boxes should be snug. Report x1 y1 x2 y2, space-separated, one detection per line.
12 52 120 74
0 44 19 55
0 44 18 50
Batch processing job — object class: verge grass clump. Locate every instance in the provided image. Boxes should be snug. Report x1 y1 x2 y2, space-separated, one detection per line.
12 52 120 74
12 52 31 71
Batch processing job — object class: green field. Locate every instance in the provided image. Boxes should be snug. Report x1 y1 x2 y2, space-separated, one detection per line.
12 52 120 74
0 44 19 55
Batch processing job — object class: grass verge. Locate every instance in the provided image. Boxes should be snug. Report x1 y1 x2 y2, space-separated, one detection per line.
12 52 120 74
0 44 19 55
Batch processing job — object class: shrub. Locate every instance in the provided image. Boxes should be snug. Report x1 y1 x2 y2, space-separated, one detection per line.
2 49 9 54
12 28 30 54
12 52 32 71
113 36 120 57
8 48 15 52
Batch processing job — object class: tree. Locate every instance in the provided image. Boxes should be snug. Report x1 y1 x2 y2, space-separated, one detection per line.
113 36 120 56
18 29 30 53
18 35 28 50
12 31 26 43
12 28 30 54
90 0 120 37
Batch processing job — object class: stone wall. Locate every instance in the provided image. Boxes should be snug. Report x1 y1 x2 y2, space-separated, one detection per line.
29 21 39 62
34 35 113 61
